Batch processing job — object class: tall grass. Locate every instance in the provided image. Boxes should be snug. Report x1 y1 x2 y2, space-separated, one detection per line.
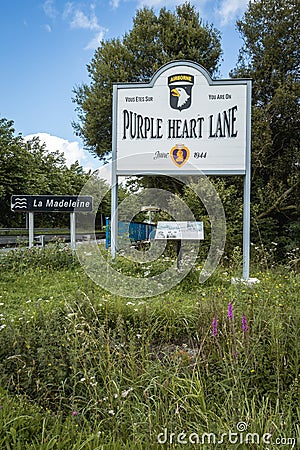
0 244 299 448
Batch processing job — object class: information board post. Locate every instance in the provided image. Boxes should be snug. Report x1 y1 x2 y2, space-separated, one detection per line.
28 212 34 248
177 240 182 270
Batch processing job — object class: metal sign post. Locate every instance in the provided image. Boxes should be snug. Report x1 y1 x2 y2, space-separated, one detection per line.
241 82 252 280
28 212 34 248
70 212 76 252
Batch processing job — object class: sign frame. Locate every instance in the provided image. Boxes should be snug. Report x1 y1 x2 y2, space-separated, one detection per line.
111 60 252 279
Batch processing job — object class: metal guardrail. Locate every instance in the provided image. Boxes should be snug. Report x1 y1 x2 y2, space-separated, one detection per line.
0 228 70 234
0 231 105 246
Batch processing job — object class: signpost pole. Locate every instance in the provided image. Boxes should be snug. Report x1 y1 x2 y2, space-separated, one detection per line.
111 176 118 258
242 80 252 280
70 212 76 252
111 84 118 259
177 240 182 270
242 173 251 280
28 212 34 248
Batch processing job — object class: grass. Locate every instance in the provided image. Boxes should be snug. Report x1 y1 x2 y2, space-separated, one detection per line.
0 243 299 449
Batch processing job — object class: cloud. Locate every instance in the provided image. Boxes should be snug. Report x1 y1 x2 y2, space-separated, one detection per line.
136 0 186 7
43 0 58 19
216 0 248 25
24 133 95 172
63 2 108 49
110 0 120 8
69 9 99 30
85 30 106 50
41 24 52 32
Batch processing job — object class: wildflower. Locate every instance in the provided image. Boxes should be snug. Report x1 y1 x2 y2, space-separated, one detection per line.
227 302 234 321
212 317 218 337
108 409 115 415
72 410 78 416
121 387 133 398
242 314 249 333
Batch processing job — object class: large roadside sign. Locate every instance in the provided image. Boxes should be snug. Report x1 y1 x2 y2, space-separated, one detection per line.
111 60 252 280
113 60 251 175
11 195 93 212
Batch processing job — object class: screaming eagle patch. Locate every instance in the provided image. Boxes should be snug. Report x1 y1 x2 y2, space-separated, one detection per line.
168 74 194 111
170 144 190 167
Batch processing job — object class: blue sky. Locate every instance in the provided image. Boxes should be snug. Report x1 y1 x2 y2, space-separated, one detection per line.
0 0 249 171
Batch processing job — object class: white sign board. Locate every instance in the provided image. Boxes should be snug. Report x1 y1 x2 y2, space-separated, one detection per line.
155 221 204 240
113 61 251 175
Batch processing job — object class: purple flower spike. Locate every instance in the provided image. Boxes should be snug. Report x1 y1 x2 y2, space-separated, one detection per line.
242 314 249 333
212 317 218 337
227 302 234 321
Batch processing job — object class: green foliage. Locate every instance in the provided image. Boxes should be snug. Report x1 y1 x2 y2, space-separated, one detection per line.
179 176 244 257
232 0 300 255
72 3 222 160
0 118 90 228
0 240 78 272
0 249 299 447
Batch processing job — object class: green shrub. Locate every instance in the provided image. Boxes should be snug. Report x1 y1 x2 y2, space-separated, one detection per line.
0 241 78 271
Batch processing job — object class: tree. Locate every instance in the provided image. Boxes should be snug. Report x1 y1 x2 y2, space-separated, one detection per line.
0 118 90 227
72 3 222 161
231 0 300 255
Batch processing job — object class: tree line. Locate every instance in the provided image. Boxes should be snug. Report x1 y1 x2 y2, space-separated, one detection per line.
1 0 298 260
72 0 299 259
0 119 92 228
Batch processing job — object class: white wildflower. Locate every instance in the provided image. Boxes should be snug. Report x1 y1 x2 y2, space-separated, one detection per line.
121 387 133 398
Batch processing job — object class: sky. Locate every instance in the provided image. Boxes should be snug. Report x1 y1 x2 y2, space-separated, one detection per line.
0 0 249 173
